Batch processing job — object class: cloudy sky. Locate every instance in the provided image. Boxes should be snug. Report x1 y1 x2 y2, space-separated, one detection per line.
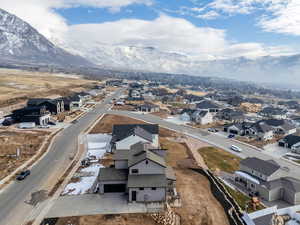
1 0 300 60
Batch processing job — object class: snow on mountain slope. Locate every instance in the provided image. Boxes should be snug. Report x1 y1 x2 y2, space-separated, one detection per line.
61 39 300 84
0 8 92 67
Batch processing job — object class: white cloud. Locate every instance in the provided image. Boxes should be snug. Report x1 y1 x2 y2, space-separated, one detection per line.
0 0 297 61
196 11 220 20
0 0 153 40
65 15 227 56
195 0 300 36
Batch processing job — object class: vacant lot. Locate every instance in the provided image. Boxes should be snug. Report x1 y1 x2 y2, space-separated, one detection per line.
0 69 98 109
0 129 50 180
198 147 241 173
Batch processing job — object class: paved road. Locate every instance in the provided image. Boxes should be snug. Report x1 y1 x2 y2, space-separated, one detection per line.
0 89 124 225
106 110 300 177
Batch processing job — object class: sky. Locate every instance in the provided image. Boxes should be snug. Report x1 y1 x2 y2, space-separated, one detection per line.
1 0 300 60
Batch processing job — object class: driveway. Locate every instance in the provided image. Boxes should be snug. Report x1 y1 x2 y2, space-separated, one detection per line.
263 143 289 158
45 194 163 218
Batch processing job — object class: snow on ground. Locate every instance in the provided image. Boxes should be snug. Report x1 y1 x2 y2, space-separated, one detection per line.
62 176 97 195
86 149 106 160
62 134 111 196
164 116 188 125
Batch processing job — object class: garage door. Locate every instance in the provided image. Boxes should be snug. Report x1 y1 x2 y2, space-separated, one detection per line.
104 184 126 193
229 129 238 135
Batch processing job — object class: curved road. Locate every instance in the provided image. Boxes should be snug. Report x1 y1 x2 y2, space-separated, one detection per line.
106 110 300 177
0 89 124 225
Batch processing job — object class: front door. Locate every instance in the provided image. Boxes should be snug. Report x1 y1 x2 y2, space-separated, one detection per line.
132 191 137 201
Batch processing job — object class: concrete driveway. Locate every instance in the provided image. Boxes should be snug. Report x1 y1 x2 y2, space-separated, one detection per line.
45 194 163 218
263 143 289 158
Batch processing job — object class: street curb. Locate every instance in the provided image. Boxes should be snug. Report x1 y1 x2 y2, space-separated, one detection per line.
0 128 63 192
30 113 107 225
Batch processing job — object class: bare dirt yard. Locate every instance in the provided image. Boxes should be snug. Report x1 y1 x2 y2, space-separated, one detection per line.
0 68 98 111
62 114 230 225
0 128 50 180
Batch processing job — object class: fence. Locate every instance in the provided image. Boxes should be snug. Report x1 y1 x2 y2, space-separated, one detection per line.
192 168 247 225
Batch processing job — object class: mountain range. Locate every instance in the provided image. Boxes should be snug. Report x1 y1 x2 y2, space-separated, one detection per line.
0 8 92 67
0 8 300 86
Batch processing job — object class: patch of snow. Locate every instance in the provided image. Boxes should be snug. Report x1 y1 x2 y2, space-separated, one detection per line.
86 149 106 160
62 176 96 195
164 116 188 125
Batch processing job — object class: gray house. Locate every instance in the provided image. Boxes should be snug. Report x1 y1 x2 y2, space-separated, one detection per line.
235 157 300 205
96 142 176 203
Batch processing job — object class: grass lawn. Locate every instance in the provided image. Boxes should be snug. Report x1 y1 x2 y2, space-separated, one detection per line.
198 147 241 173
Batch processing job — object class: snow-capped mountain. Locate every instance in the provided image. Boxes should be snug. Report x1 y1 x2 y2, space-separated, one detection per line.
61 39 300 84
0 8 92 67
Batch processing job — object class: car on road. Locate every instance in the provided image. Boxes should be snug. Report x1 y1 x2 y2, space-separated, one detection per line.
16 170 31 180
228 134 235 138
230 145 242 152
72 120 78 124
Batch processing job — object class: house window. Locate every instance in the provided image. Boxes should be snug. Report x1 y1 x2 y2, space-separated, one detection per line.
139 187 144 190
151 187 156 190
131 169 139 174
145 160 149 165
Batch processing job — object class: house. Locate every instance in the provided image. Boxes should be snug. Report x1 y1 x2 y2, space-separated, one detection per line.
224 122 252 135
191 110 213 125
179 109 195 122
196 100 220 113
137 103 160 113
278 135 300 154
106 79 123 87
111 124 159 151
226 96 244 107
245 119 296 141
12 106 50 126
235 157 300 205
125 97 145 105
259 107 287 119
96 142 176 203
63 95 83 111
27 98 64 115
217 108 244 122
183 94 203 104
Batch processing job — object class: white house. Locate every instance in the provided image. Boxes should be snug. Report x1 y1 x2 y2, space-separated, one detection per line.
112 125 159 151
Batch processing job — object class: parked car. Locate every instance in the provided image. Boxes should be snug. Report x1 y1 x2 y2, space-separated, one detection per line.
230 145 242 152
38 125 50 129
228 134 235 138
208 128 219 133
16 170 31 180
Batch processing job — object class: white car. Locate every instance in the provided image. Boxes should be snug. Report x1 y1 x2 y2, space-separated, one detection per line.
230 145 242 152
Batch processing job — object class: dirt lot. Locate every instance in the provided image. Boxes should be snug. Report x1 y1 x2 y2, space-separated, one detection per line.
112 105 136 111
150 109 170 119
0 69 98 110
83 114 229 225
0 128 50 180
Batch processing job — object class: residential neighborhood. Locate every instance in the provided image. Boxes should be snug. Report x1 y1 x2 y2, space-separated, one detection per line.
2 76 300 225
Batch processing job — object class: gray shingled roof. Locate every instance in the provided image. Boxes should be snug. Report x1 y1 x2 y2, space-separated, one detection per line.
98 168 128 181
196 100 219 109
128 149 166 168
112 124 159 142
241 157 280 176
127 174 167 188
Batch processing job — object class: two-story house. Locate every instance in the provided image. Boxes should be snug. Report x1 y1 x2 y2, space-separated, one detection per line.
235 157 300 205
96 142 176 203
111 124 159 151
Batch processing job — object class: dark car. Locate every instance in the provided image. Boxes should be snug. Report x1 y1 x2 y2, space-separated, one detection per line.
72 120 78 124
16 170 31 180
228 134 235 138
